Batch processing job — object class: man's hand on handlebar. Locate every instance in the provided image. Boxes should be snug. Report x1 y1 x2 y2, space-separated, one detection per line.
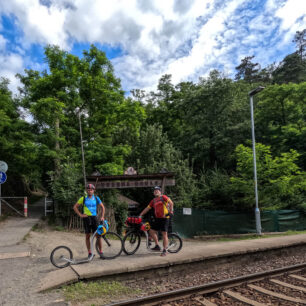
80 214 88 218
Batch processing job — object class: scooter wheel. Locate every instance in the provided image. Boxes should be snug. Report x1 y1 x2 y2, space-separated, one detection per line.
50 246 73 268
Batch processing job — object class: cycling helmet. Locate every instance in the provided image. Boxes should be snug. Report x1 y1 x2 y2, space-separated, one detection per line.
86 183 95 190
97 220 109 235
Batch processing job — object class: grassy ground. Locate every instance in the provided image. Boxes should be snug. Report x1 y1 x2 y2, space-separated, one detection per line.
62 280 141 305
0 215 7 222
207 230 306 242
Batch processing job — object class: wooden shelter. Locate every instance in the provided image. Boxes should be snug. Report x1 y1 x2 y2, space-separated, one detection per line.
87 169 175 194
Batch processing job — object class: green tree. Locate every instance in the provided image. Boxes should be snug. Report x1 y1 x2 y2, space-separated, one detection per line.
17 45 145 186
178 71 252 171
197 168 233 209
230 143 306 210
17 46 80 177
0 78 40 193
255 82 306 168
235 56 260 83
293 29 306 60
48 161 83 219
272 52 306 84
127 124 198 208
144 76 196 143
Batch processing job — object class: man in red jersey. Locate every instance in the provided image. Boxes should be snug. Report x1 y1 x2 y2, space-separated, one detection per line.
139 186 174 256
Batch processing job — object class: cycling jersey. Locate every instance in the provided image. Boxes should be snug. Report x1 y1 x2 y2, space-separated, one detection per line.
148 195 171 218
77 195 102 216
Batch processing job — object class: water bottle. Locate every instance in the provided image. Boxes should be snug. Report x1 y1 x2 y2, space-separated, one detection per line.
104 220 109 232
97 225 104 235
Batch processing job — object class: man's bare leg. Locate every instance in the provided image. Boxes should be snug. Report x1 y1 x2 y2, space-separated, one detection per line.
161 231 168 250
149 229 159 246
96 235 103 253
85 233 91 253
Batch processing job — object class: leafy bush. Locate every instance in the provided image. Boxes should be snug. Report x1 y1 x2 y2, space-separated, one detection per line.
230 143 306 210
48 161 83 219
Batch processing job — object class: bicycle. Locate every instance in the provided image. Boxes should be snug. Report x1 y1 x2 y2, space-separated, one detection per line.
122 216 183 255
50 220 123 268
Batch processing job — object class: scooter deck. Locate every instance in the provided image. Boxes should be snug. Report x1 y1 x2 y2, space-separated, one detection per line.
70 254 95 265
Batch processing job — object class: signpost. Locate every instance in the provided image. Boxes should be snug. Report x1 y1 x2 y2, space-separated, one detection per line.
0 172 7 184
0 161 8 216
183 208 192 215
0 161 8 173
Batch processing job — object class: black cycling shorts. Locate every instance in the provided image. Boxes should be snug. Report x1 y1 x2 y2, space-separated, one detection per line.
83 216 98 234
151 218 169 232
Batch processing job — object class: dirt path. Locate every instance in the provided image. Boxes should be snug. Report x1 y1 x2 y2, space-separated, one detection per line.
0 220 89 306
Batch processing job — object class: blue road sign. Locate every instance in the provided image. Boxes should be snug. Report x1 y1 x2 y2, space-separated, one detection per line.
0 171 7 184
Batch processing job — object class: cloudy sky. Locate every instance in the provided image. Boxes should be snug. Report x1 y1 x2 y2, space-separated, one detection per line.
0 0 305 95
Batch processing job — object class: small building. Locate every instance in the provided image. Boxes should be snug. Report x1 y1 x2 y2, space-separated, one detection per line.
116 194 139 213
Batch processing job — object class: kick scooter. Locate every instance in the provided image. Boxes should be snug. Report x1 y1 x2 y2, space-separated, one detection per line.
50 220 123 268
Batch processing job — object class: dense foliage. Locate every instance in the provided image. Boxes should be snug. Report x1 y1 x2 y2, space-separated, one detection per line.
1 29 306 216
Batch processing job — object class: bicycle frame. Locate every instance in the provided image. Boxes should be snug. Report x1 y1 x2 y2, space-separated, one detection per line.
124 223 180 253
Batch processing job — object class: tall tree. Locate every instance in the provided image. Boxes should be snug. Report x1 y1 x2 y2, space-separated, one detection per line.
0 78 39 193
293 29 306 60
179 71 252 172
272 52 306 84
127 124 198 207
235 55 260 83
255 82 306 169
17 45 145 189
230 143 306 210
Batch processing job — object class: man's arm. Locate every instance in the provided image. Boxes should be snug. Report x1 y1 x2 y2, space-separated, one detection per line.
166 197 174 215
99 203 105 221
73 202 87 218
139 206 151 217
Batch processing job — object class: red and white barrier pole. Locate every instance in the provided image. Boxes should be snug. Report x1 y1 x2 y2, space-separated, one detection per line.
24 197 28 217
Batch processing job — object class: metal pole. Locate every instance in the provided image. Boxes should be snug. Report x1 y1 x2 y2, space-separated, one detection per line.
24 197 28 217
0 184 1 216
250 95 262 235
78 112 87 188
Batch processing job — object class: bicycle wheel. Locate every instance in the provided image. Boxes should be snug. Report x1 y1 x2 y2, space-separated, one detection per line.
122 230 141 255
50 246 73 268
95 232 123 259
167 233 183 253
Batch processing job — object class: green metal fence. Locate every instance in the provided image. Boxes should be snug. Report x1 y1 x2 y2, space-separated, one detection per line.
172 209 306 238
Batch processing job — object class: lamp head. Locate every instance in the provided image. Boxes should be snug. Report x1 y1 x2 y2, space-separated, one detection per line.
248 86 265 96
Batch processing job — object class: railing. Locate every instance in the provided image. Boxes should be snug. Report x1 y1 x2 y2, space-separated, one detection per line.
44 197 54 217
0 197 28 217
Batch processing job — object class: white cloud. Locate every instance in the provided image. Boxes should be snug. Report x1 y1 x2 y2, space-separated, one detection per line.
275 0 306 30
274 0 306 45
0 0 305 95
0 0 68 48
0 53 24 94
165 0 246 84
0 35 7 51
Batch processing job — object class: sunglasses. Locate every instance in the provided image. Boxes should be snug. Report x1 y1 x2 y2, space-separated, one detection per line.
87 188 94 190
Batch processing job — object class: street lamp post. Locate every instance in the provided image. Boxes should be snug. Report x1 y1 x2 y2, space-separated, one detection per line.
248 86 265 235
77 110 87 189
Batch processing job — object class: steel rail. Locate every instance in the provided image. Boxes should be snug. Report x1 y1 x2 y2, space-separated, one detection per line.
107 263 306 306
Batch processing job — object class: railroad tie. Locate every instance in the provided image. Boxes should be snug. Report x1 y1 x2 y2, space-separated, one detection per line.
289 274 306 282
248 284 306 304
270 278 306 293
224 290 265 306
193 297 217 306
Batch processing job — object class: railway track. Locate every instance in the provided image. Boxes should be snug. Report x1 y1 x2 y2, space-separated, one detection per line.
107 263 306 305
